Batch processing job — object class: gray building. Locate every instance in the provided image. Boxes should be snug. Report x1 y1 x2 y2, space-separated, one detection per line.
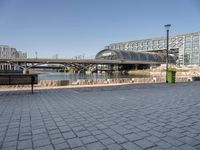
0 45 27 59
105 32 200 66
0 45 18 59
0 45 27 71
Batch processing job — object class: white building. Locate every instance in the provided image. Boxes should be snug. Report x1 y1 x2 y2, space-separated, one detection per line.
0 45 27 71
0 45 27 59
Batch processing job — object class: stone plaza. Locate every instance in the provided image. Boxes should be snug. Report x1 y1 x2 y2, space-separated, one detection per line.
0 82 200 150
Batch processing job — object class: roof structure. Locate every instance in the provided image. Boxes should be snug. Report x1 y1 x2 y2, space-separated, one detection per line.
95 49 176 64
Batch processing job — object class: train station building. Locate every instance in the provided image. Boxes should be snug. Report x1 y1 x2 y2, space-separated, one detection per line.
95 49 176 64
105 32 200 66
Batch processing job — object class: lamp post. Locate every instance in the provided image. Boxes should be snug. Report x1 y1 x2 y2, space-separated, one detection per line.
35 51 38 59
164 24 171 83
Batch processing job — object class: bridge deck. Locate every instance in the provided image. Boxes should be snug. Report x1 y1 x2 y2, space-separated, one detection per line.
0 58 163 65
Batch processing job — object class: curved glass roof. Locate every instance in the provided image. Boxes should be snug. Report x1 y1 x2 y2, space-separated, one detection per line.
95 49 176 63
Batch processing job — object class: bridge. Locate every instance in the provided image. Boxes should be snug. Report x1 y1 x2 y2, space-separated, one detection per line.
0 57 162 74
0 58 162 65
0 49 176 74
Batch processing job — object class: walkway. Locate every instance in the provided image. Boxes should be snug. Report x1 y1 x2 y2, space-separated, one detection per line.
0 83 200 150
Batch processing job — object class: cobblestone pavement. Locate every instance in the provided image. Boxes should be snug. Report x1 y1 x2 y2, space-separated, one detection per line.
0 82 200 150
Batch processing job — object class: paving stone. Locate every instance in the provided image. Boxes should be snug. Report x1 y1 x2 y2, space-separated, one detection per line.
106 143 123 150
178 136 200 146
34 144 54 150
178 144 199 150
32 133 49 141
72 126 85 132
148 130 166 138
122 141 142 150
124 133 143 141
102 129 117 136
145 135 161 143
166 131 185 138
33 139 51 148
1 146 17 150
1 82 200 150
67 138 84 148
48 129 60 135
19 135 32 141
90 130 102 135
147 146 165 150
95 133 108 140
110 134 128 144
95 124 107 130
165 146 182 150
20 148 34 150
54 142 69 150
76 130 91 137
18 140 32 149
59 126 71 133
4 135 18 142
162 136 184 146
72 146 88 150
49 133 63 139
100 138 115 145
134 139 156 149
80 135 98 144
86 142 106 150
195 144 200 150
156 140 172 149
2 140 17 149
51 137 66 145
32 128 46 135
62 131 77 139
184 131 198 138
111 125 132 135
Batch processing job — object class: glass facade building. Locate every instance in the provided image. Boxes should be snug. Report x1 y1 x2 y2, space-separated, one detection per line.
96 49 176 64
105 32 200 65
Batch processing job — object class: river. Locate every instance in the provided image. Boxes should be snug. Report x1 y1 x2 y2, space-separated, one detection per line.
37 72 145 81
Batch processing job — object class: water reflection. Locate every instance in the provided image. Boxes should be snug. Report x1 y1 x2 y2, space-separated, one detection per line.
38 72 148 81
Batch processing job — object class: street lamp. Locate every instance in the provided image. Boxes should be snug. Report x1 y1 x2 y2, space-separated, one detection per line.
35 51 38 59
164 24 171 83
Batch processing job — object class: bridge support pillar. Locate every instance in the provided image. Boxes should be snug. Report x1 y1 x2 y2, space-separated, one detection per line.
135 65 138 70
23 68 29 74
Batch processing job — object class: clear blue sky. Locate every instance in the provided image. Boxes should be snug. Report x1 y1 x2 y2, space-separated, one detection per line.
0 0 199 58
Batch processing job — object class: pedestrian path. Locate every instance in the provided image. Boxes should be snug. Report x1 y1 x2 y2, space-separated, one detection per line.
0 83 200 150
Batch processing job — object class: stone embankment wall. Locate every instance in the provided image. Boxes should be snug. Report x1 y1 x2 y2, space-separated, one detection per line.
151 71 200 78
37 76 190 87
0 75 198 89
38 80 70 86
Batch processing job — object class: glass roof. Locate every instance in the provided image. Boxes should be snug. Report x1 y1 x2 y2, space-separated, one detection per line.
95 49 176 63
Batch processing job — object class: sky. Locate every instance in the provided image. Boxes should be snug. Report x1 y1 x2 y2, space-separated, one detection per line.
0 0 200 58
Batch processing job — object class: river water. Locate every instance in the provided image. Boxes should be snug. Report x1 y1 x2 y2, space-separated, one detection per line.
37 72 143 81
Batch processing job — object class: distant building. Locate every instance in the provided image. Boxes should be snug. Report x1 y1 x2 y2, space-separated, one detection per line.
0 45 17 59
17 50 27 58
0 45 27 59
0 45 27 71
105 32 200 66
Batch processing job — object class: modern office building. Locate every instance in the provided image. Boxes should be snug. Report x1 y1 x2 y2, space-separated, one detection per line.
0 45 27 71
105 32 200 66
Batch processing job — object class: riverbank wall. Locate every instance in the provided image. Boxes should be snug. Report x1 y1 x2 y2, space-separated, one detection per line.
36 76 190 86
0 76 197 89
